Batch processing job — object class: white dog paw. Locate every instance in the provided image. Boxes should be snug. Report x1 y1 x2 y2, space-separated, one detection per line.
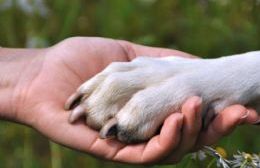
65 57 173 129
66 53 260 143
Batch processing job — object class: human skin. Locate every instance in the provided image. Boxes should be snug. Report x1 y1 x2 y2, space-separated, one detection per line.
0 37 259 164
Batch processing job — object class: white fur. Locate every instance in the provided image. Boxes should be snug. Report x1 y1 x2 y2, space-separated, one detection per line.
67 51 260 142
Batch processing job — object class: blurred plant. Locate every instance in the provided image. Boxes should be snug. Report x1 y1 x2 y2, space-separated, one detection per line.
26 35 48 48
230 152 260 168
0 0 49 17
202 146 230 168
193 146 260 168
50 142 62 168
192 150 207 161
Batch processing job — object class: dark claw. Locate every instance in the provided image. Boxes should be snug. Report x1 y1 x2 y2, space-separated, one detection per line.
65 93 83 110
99 118 118 139
69 105 86 123
253 120 260 125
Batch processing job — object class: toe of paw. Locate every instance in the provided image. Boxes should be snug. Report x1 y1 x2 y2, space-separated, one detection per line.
104 74 126 87
86 109 114 130
104 62 135 73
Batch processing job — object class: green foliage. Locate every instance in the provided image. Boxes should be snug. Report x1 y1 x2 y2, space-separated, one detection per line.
0 0 259 167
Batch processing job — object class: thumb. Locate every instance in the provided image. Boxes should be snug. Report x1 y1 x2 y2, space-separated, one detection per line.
117 40 197 60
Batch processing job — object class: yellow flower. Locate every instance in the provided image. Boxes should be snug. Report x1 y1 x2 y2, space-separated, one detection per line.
203 146 230 168
230 151 257 167
243 153 253 161
216 147 228 158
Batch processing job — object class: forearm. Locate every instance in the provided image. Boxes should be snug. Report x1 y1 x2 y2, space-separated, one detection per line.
0 48 22 120
0 47 46 122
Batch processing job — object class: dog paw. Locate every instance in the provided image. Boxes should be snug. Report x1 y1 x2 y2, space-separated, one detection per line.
66 54 257 143
65 57 178 129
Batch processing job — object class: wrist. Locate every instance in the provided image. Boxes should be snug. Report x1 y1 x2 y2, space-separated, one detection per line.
0 47 46 124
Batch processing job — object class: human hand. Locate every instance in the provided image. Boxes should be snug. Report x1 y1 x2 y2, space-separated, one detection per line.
160 96 259 163
0 37 258 164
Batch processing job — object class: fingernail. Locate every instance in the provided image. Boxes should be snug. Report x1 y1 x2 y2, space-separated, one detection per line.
241 110 250 119
253 119 260 125
238 110 250 124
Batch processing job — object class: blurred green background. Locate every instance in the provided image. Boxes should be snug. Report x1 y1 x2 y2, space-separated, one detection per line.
0 0 259 168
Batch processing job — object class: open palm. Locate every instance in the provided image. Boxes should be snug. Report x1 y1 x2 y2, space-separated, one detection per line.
12 37 258 164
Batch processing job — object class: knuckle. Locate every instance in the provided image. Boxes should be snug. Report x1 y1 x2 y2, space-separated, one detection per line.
105 74 124 88
132 57 148 63
87 111 107 129
104 62 122 72
109 62 121 68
